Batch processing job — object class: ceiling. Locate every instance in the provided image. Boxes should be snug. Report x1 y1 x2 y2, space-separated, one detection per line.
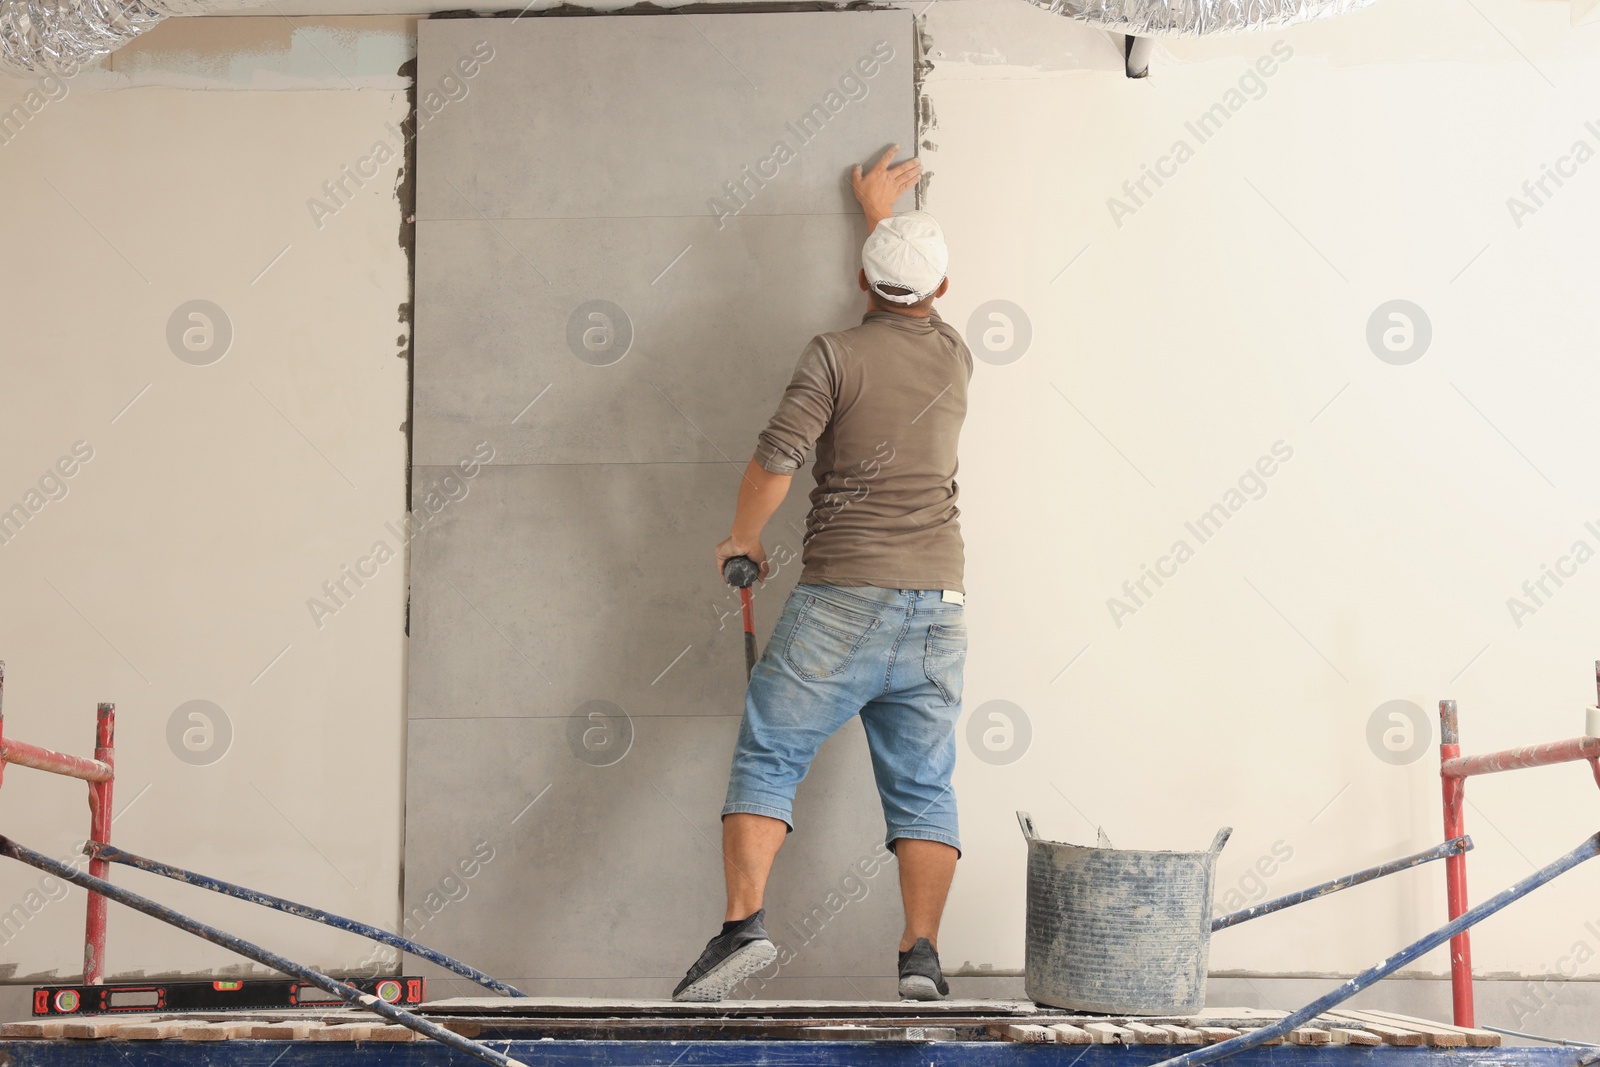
206 0 788 14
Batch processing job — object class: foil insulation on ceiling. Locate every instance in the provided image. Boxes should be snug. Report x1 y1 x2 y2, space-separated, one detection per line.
1020 0 1378 36
0 0 248 78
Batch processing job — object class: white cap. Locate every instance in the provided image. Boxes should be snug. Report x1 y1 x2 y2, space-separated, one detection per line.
862 211 948 305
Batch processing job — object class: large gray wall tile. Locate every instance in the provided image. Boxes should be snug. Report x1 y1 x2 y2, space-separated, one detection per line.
412 215 876 466
417 13 915 221
407 462 812 721
403 715 907 983
408 10 917 984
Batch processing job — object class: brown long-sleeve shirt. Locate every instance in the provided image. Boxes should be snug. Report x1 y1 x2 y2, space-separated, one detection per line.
754 308 973 593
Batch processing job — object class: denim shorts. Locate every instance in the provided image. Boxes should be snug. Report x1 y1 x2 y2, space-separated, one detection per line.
722 583 966 854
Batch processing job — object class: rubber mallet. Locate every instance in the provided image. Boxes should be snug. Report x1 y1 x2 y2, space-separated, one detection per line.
722 555 760 679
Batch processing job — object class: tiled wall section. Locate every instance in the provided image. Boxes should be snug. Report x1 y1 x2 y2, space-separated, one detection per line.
405 10 916 990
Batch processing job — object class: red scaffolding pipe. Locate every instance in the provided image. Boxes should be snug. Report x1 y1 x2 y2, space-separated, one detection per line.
1437 675 1600 1029
0 737 113 782
0 661 117 985
1442 735 1600 779
1438 700 1474 1028
84 703 115 985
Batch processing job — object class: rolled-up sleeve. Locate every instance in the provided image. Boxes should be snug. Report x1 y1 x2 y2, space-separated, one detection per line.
753 337 837 474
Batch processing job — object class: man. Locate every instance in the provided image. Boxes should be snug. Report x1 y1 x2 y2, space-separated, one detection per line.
672 146 974 1003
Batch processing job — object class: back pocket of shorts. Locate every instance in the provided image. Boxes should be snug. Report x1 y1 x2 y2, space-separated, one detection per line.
783 593 879 681
923 622 967 706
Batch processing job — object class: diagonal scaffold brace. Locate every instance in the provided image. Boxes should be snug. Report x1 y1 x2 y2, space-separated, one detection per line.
1211 836 1472 931
1151 831 1600 1067
85 842 525 997
0 835 528 1067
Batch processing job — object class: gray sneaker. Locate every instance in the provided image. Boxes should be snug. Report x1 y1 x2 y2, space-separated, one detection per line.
897 937 949 1000
672 910 778 1002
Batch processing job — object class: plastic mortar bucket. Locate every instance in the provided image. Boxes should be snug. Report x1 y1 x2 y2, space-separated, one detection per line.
1018 811 1232 1015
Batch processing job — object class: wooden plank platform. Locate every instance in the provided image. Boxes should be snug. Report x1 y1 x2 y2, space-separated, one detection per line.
798 1025 958 1041
0 1004 1505 1050
420 996 1035 1016
1 1004 1576 1067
